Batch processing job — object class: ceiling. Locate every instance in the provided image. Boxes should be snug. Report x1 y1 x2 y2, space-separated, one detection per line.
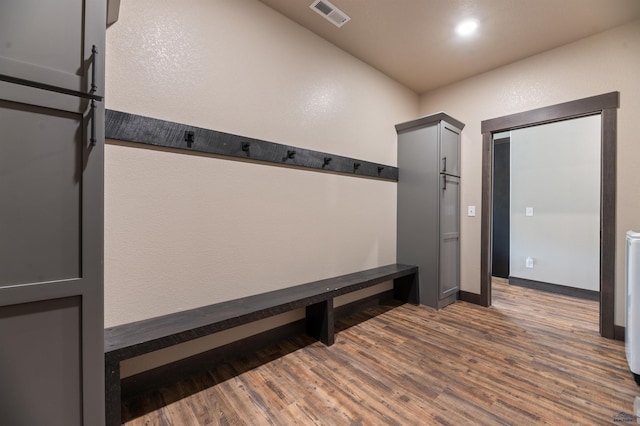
258 0 640 94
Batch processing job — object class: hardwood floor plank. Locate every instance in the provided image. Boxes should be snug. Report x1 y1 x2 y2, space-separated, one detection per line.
123 280 639 425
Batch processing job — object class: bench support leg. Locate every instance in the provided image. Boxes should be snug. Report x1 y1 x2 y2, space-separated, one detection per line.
393 272 420 305
105 358 121 426
306 299 334 346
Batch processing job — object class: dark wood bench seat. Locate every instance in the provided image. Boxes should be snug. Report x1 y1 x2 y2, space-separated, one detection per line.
104 263 419 425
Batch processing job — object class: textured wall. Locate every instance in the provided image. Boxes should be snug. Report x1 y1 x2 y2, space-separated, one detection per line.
104 0 417 327
419 19 640 325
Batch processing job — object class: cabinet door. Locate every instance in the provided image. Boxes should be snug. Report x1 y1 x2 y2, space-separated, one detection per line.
0 0 105 98
440 122 461 177
439 175 460 299
0 83 104 426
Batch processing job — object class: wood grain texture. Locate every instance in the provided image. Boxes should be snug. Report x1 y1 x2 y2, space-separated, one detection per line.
600 107 617 339
481 92 619 133
458 290 482 305
105 109 398 181
122 280 639 425
121 291 397 404
479 131 493 307
105 264 418 360
105 264 418 425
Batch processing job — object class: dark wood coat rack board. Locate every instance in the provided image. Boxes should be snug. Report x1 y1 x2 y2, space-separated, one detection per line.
105 109 398 181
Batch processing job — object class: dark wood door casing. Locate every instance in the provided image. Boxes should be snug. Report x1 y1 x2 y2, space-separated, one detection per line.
479 91 619 339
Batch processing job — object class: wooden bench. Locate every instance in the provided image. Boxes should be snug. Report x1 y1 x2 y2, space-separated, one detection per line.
104 263 419 425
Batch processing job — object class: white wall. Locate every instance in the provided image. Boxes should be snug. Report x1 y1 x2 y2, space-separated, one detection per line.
509 116 601 291
105 0 418 376
419 19 640 325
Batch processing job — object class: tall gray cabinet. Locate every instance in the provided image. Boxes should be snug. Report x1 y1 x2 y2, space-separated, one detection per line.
0 1 105 425
396 113 464 309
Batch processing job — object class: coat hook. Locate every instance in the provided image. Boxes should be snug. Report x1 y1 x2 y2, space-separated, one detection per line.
287 150 296 159
323 157 332 167
242 142 250 152
378 166 384 174
353 162 361 171
184 131 195 148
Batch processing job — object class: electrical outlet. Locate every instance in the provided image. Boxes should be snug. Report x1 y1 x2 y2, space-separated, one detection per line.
526 257 534 268
468 206 476 217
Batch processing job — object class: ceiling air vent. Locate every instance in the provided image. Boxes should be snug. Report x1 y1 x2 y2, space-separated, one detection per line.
310 0 351 28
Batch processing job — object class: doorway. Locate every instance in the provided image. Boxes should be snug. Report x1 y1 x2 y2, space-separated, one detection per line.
479 92 619 339
491 137 510 279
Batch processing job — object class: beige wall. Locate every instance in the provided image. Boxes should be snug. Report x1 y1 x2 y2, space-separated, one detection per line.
104 0 418 373
419 19 640 325
509 116 601 291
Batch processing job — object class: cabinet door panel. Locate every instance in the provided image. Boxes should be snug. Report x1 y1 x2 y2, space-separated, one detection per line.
440 176 460 298
0 0 105 98
0 100 81 287
0 85 104 425
440 124 461 176
0 296 82 426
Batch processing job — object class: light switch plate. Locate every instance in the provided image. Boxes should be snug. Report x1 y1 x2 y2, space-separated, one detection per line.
526 207 534 217
468 206 476 217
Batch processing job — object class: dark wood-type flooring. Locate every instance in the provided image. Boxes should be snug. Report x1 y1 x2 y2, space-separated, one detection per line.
123 279 639 425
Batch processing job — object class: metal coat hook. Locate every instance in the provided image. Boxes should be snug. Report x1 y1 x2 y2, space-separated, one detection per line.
353 162 361 171
378 166 384 175
184 131 195 148
242 142 250 152
323 157 332 167
286 150 296 159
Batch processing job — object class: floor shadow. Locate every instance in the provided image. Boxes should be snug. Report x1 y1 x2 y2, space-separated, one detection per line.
122 300 406 423
122 332 317 422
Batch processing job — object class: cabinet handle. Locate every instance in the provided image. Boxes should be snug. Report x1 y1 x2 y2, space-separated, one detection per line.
442 175 447 191
442 157 447 173
90 100 97 146
91 45 98 94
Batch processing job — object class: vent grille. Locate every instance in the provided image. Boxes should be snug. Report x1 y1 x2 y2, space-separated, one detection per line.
310 0 351 28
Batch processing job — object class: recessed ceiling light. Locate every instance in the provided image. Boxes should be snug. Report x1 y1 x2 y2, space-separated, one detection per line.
455 19 478 36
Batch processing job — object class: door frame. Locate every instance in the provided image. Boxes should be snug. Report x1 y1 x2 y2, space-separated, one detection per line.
479 92 619 339
491 137 510 279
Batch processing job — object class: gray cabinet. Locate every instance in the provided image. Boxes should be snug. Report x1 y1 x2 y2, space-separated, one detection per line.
0 0 105 99
396 113 464 309
0 1 105 425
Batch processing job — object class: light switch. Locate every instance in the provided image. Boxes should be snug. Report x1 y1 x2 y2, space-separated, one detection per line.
467 206 476 217
526 207 534 217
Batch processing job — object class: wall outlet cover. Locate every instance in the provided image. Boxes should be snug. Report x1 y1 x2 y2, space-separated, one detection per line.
526 256 534 268
526 207 534 217
468 206 476 217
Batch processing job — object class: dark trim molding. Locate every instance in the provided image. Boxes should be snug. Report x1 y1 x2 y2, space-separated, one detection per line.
105 109 398 181
480 132 493 308
600 107 617 338
396 112 466 133
614 325 625 342
458 290 483 306
481 92 620 133
480 91 619 339
508 277 599 301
